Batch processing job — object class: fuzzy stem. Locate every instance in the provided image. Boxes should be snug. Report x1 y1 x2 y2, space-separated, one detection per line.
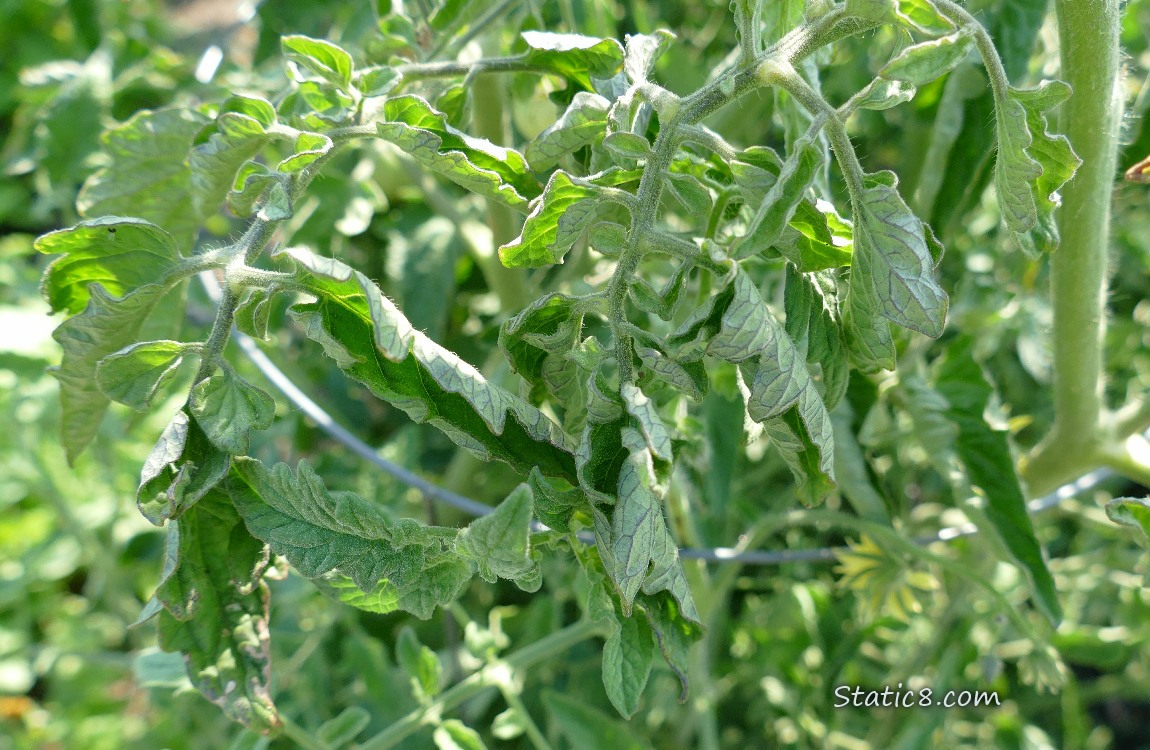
1022 0 1123 493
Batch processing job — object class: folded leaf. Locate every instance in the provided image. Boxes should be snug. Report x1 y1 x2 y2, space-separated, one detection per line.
378 96 540 209
282 35 354 88
733 138 823 260
879 28 974 87
137 408 231 525
284 249 576 480
155 491 277 732
520 31 625 90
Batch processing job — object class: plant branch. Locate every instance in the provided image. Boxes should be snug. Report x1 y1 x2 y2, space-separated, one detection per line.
357 618 608 750
1022 0 1123 491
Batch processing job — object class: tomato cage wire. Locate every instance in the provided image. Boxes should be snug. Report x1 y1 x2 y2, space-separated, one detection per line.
200 273 1123 567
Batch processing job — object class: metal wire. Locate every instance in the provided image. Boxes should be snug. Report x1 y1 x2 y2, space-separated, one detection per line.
203 273 1121 567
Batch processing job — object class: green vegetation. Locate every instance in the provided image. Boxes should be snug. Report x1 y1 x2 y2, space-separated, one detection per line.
4 0 1150 747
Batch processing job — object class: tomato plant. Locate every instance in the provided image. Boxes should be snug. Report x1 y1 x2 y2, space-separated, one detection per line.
8 0 1150 747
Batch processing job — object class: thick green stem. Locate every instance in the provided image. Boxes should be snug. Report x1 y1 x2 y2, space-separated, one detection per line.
357 619 607 750
1022 0 1123 494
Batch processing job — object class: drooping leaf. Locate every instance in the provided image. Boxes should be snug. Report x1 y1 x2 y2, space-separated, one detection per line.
935 337 1061 625
189 367 276 455
608 454 660 610
377 96 540 209
783 266 848 410
527 468 590 533
499 171 604 267
638 591 702 702
230 458 462 593
621 384 673 463
850 171 947 337
499 293 586 392
526 91 610 171
96 340 192 410
155 491 277 732
51 283 168 463
189 97 276 218
841 290 897 372
456 484 540 587
77 108 209 252
602 611 655 718
878 28 974 87
137 408 231 526
283 249 576 480
37 217 187 315
315 574 400 615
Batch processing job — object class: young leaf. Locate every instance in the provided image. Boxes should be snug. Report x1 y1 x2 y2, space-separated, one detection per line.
621 384 673 463
96 340 191 411
638 591 702 702
935 337 1061 625
37 217 187 315
155 491 277 732
77 108 210 252
137 408 231 525
1106 497 1150 551
878 28 974 87
189 101 275 218
189 367 276 455
895 0 954 34
51 283 168 463
519 31 626 89
527 468 590 533
397 626 443 701
499 171 605 268
285 250 577 480
1006 81 1080 255
609 454 660 609
850 172 947 337
784 267 848 410
434 720 489 750
282 35 354 88
456 484 540 587
733 138 823 260
602 612 655 719
526 91 610 171
377 96 540 209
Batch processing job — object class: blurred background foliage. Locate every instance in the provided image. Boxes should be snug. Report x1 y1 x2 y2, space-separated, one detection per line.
2 0 1150 748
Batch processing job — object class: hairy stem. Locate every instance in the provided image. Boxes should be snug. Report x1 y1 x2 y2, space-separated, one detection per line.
1023 0 1124 494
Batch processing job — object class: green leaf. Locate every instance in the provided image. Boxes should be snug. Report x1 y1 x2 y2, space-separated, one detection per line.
284 250 577 481
783 266 848 410
1005 81 1080 255
234 287 274 341
499 171 604 268
189 368 276 455
316 707 371 748
519 31 625 90
499 292 586 393
397 626 443 702
51 283 168 463
896 0 955 34
77 108 210 253
282 35 354 88
434 720 489 750
733 138 823 260
1106 497 1150 548
878 28 974 86
602 613 655 718
638 591 702 703
457 484 540 587
526 91 610 171
527 469 590 533
356 66 403 97
609 453 661 610
230 458 463 595
603 131 653 160
37 217 186 315
315 575 400 614
544 691 655 750
137 408 231 525
841 292 896 372
189 100 275 218
155 491 277 732
935 337 1061 625
850 172 947 337
277 131 333 174
621 384 672 463
377 96 540 209
96 340 191 410
847 77 918 111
